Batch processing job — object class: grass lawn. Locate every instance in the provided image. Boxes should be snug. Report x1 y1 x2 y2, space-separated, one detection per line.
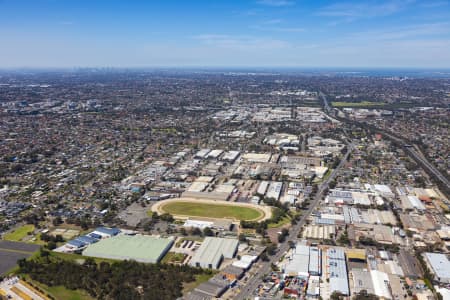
3 225 35 241
159 202 264 221
47 285 94 300
268 216 291 229
23 276 93 300
322 168 333 181
182 272 216 294
161 252 187 264
331 101 386 107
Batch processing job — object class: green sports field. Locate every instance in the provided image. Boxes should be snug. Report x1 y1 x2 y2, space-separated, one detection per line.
160 201 264 221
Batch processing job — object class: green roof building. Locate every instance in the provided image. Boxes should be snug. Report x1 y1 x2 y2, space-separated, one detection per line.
82 234 173 263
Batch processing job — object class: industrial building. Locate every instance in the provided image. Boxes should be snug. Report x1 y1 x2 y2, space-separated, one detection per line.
256 181 269 196
194 149 211 159
343 206 361 224
424 252 450 283
222 265 245 281
400 195 426 211
183 219 214 230
303 225 335 240
90 227 120 239
221 150 240 162
284 244 310 278
192 276 229 298
232 254 257 270
308 247 322 276
241 153 272 163
351 269 375 295
266 181 283 201
370 270 392 299
206 149 223 159
82 235 173 263
306 276 320 297
184 219 232 231
189 237 239 269
326 248 349 296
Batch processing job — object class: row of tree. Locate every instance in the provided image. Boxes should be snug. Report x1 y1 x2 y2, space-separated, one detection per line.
18 251 207 300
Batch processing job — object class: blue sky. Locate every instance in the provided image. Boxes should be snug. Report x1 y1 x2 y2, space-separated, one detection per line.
1 0 450 68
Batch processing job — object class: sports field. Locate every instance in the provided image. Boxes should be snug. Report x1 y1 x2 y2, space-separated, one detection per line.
159 201 264 221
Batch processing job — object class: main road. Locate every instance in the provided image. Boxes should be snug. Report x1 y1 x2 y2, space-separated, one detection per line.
235 143 354 300
321 90 448 191
381 131 450 190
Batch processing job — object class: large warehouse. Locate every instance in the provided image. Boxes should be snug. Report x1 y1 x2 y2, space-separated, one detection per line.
327 248 350 296
189 237 238 269
424 252 450 283
284 244 310 278
82 235 173 263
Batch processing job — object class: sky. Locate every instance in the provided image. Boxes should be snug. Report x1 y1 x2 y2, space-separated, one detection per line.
1 0 450 68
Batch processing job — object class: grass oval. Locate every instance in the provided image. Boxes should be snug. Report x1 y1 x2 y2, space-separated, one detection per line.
160 201 263 221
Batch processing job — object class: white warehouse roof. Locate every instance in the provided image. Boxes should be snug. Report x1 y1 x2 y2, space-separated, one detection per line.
189 237 238 269
370 270 392 299
424 252 450 283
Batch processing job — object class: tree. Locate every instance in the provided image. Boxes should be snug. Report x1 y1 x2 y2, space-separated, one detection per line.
46 241 57 250
260 252 269 262
353 290 378 300
203 227 214 237
52 216 63 226
54 235 64 243
266 244 277 256
18 255 206 300
143 221 153 232
238 234 247 243
330 291 344 300
191 227 202 236
159 213 174 223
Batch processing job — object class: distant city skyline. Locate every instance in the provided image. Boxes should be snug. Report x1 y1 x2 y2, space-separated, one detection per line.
1 0 450 68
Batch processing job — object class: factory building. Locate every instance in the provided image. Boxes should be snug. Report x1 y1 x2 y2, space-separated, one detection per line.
82 235 173 263
266 181 283 201
308 247 322 276
326 248 349 296
370 270 392 299
189 237 239 269
284 244 310 278
424 252 450 283
257 181 269 196
221 150 240 162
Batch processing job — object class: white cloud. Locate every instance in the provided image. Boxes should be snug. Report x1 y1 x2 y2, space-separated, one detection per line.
318 0 414 20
